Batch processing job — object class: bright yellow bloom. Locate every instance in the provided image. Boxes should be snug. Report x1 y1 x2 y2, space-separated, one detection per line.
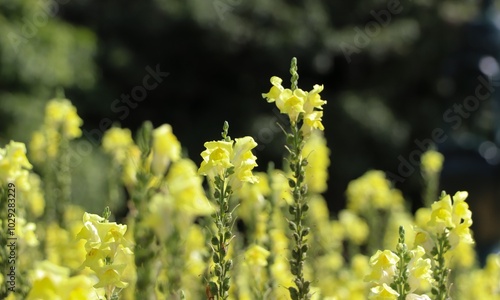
76 212 133 291
93 264 129 289
426 191 473 248
151 124 181 176
302 130 330 193
102 127 134 164
366 250 399 284
45 98 83 139
421 150 444 174
407 246 433 292
198 136 258 188
369 283 399 299
262 76 326 127
276 88 306 123
198 140 233 177
244 244 271 267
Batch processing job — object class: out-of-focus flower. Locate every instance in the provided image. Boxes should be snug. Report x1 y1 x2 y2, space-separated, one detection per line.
151 124 181 176
421 150 444 174
346 170 403 212
45 98 83 139
0 141 33 190
26 260 101 300
166 158 213 215
102 127 134 164
302 130 330 193
339 209 369 246
244 244 271 267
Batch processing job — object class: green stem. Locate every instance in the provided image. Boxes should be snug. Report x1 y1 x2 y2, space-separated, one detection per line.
287 122 311 300
210 172 233 300
432 231 451 300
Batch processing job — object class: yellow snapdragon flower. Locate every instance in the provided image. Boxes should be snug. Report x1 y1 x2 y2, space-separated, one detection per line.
366 250 399 285
198 136 258 187
425 191 473 248
76 212 133 293
407 246 433 293
0 141 33 190
262 76 326 131
45 98 83 139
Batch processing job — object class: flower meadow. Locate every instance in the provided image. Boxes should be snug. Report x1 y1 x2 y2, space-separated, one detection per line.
1 58 499 300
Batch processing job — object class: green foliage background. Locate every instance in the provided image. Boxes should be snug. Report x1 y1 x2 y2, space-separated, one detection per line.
0 0 494 213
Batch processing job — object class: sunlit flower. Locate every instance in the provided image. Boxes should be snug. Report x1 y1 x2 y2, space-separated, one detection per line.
198 136 258 188
407 246 433 292
262 76 326 127
76 212 133 292
366 250 399 284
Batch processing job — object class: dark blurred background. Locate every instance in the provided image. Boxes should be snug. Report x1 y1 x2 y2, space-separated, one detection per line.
2 0 500 255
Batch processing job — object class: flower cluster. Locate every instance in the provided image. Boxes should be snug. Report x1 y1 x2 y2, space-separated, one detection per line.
76 212 133 299
30 98 83 162
0 141 32 190
416 191 473 250
198 136 258 188
366 240 433 299
26 261 101 300
262 76 327 134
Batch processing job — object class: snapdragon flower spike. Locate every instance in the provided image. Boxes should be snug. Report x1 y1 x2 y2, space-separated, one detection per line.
198 134 258 189
199 122 258 300
262 71 327 135
77 211 133 299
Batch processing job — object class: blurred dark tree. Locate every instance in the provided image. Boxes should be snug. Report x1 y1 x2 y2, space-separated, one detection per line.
1 0 487 211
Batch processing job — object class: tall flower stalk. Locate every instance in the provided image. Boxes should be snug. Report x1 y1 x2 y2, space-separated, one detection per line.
262 57 327 300
199 122 258 299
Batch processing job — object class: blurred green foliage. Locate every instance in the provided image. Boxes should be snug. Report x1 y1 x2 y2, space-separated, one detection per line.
0 0 493 212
